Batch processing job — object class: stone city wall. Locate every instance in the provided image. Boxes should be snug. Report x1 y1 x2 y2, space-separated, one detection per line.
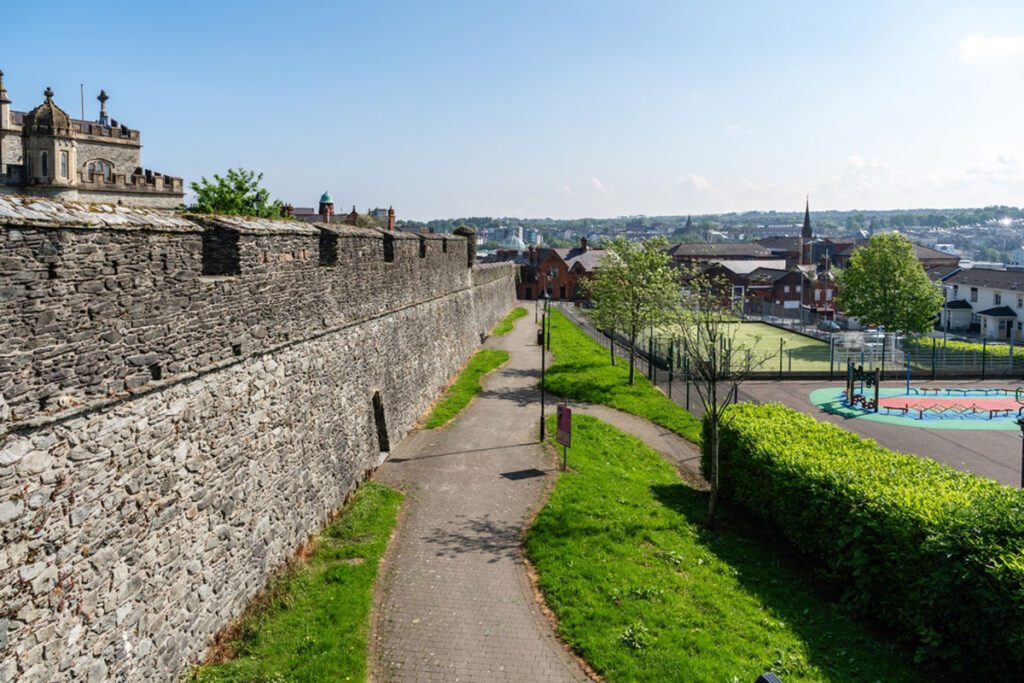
0 197 517 682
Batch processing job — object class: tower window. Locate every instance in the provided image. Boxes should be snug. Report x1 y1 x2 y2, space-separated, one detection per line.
86 159 113 182
39 152 48 178
60 151 68 178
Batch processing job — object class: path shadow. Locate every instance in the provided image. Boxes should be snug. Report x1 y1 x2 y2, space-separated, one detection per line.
477 385 540 407
648 482 912 678
388 442 537 463
422 514 522 563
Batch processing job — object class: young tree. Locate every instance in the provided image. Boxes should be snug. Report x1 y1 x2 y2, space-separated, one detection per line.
188 168 283 218
676 267 771 528
835 232 944 335
587 236 679 384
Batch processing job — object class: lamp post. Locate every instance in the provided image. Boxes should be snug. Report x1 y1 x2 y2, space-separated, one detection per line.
539 290 550 441
1017 416 1024 489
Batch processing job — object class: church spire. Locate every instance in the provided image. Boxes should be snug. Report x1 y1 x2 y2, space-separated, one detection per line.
801 196 812 240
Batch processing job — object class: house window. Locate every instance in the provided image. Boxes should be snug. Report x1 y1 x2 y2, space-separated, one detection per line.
1018 296 1023 308
795 285 802 293
970 287 978 303
86 159 113 182
783 285 790 294
952 285 958 297
60 151 68 178
826 289 833 301
994 293 1002 305
814 289 821 301
39 151 48 178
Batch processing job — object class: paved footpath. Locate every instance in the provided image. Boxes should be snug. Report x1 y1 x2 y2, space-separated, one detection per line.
371 312 591 683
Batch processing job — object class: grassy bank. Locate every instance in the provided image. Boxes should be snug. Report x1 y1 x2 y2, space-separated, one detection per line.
424 349 510 428
543 309 702 442
190 482 403 683
491 306 528 336
525 414 921 682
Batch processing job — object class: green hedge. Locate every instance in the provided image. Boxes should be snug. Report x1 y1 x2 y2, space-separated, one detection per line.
703 403 1024 677
904 336 1024 366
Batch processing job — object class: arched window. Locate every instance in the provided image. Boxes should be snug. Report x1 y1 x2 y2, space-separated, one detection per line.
86 159 113 182
60 151 68 179
39 151 48 178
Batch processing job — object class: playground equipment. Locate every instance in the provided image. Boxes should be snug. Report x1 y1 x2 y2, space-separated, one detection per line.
846 361 880 412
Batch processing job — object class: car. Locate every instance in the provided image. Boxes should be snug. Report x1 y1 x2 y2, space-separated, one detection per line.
817 320 841 332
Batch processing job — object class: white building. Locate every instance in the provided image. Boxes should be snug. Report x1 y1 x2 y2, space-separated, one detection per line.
943 268 1024 340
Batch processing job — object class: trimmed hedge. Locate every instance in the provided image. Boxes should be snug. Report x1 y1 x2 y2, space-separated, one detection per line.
703 403 1024 678
904 336 1024 367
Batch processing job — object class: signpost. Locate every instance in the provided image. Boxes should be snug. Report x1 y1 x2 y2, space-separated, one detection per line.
556 403 572 471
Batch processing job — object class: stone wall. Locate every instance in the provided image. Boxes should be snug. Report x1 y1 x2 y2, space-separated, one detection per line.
75 140 141 179
0 197 518 682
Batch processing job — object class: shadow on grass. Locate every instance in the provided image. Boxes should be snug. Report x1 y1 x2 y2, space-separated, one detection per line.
649 482 915 680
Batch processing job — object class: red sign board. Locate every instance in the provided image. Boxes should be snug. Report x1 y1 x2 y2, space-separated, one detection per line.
556 405 572 447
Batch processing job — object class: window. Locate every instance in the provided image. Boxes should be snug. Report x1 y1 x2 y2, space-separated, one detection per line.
86 159 113 182
783 285 790 293
826 289 833 301
39 151 48 178
970 287 978 303
952 285 958 297
795 285 802 293
995 293 1002 305
814 289 821 301
1018 296 1023 308
60 151 68 178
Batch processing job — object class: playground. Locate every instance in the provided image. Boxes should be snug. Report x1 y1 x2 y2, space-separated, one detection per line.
736 379 1023 485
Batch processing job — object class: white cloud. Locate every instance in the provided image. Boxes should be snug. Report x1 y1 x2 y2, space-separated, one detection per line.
723 123 752 136
555 184 573 196
676 174 714 194
958 33 1024 62
590 176 615 196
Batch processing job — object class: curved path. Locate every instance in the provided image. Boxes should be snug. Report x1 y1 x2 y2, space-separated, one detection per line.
371 312 590 683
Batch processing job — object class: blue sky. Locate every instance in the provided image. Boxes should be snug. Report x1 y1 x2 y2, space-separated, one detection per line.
5 1 1024 219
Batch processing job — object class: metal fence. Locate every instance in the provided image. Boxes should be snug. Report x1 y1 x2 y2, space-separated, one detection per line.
558 302 1024 382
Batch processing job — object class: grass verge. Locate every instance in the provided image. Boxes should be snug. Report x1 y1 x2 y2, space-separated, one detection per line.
424 349 510 428
189 482 403 683
491 306 528 336
544 309 702 442
525 414 922 682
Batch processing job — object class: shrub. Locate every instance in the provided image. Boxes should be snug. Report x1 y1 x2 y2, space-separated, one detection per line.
904 336 1024 367
703 403 1024 678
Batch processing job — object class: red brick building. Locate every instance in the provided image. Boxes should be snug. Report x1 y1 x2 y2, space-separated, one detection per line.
483 238 606 301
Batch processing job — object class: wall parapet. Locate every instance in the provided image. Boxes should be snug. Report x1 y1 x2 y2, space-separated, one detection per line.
0 195 472 430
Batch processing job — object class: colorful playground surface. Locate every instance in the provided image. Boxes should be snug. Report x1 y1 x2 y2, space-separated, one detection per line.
809 386 1024 430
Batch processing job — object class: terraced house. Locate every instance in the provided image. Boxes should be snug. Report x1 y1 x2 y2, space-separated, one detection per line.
943 267 1024 340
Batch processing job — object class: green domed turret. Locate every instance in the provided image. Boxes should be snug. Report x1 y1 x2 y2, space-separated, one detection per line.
319 191 333 205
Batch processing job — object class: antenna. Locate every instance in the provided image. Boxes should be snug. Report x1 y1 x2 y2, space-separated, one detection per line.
80 83 84 122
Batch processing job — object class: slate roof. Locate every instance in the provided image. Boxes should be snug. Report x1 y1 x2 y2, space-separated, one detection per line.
946 268 1024 291
977 306 1018 317
945 299 973 310
668 242 773 258
550 247 605 271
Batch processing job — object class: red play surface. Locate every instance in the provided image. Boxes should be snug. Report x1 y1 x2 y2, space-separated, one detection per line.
878 395 1020 411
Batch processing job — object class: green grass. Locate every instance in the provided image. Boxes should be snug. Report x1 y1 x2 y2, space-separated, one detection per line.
525 415 923 683
189 482 403 683
424 349 510 428
491 306 528 336
651 321 831 372
545 309 702 442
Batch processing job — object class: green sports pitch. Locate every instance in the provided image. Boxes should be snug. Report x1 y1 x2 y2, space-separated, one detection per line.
651 322 832 372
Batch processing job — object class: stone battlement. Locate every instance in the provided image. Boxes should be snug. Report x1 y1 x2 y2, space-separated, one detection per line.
0 195 488 433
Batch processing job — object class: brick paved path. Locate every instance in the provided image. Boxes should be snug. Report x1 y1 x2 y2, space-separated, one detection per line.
371 311 591 683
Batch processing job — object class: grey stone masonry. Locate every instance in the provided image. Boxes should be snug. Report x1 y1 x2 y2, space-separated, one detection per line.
0 195 518 682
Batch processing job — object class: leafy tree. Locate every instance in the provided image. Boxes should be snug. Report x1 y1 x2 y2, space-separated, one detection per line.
674 267 772 527
586 236 679 384
188 168 283 218
835 232 944 335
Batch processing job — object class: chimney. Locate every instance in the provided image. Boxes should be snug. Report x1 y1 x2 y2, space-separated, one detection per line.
388 206 396 232
580 236 588 252
281 203 294 219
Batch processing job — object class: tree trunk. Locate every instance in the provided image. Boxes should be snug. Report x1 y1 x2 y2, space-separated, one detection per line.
628 326 637 385
706 418 719 528
609 328 616 366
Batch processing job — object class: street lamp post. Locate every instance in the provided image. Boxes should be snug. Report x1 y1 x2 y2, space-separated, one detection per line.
539 290 550 441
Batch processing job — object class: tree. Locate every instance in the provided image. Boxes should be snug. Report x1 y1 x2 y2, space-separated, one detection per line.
586 236 679 384
188 168 283 218
675 268 771 528
835 232 944 336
